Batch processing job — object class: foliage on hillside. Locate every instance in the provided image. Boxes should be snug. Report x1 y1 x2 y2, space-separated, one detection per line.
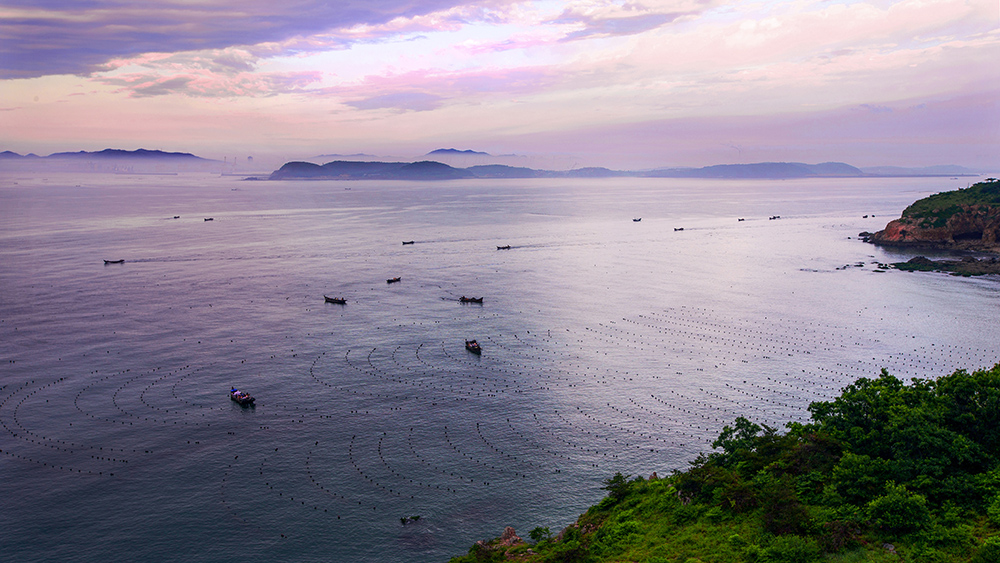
901 179 1000 228
450 363 1000 563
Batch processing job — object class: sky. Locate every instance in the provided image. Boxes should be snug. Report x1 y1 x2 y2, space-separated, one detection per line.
1 0 998 170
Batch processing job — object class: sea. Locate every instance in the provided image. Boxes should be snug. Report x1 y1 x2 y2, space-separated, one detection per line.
1 173 998 563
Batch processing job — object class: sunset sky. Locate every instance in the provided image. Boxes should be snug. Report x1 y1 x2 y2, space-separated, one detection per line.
1 0 998 169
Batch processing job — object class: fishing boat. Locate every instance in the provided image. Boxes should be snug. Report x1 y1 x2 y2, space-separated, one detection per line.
324 296 346 304
402 241 415 245
633 218 641 222
497 245 511 250
204 217 214 221
465 340 482 354
230 388 255 406
459 296 484 303
674 227 684 231
387 277 401 284
103 259 124 264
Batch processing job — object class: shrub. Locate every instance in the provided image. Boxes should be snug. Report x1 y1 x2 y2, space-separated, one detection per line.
866 482 930 534
971 536 1000 563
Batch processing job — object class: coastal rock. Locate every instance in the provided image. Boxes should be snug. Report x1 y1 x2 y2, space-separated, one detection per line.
868 180 1000 253
499 526 523 547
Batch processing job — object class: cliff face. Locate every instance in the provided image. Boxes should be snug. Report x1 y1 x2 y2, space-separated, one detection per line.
869 180 1000 252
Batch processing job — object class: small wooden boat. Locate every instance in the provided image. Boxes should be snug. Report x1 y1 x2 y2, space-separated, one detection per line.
465 340 482 354
103 259 124 264
738 218 745 221
387 277 401 284
324 296 346 304
230 388 255 406
173 215 180 219
459 296 484 303
402 241 415 245
204 217 214 221
633 218 641 222
674 227 684 231
497 245 511 250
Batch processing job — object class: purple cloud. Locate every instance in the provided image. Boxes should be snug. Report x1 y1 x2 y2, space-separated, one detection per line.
549 1 723 40
98 70 323 98
345 91 446 111
0 0 493 79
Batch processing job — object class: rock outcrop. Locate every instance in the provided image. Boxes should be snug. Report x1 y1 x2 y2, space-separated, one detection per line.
868 180 1000 253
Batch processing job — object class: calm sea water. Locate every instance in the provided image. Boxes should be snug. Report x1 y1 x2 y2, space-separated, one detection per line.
1 173 998 562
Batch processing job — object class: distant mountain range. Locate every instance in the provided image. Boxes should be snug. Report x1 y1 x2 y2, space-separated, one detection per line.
1 148 211 161
0 148 983 179
269 159 982 181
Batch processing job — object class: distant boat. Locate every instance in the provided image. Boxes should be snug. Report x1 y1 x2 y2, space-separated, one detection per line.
459 296 484 303
402 241 415 245
324 296 346 304
173 215 180 219
465 340 482 354
230 388 255 406
387 277 401 284
674 227 684 231
633 218 641 222
204 217 214 221
738 218 745 221
103 259 124 264
497 245 511 250
769 215 781 220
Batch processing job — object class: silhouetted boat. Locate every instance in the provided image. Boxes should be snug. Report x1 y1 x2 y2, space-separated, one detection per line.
633 218 641 222
204 217 214 221
459 296 483 303
324 296 346 304
497 245 511 250
387 277 401 284
230 388 254 406
402 241 415 245
674 227 684 231
465 340 482 354
103 259 124 264
173 215 180 219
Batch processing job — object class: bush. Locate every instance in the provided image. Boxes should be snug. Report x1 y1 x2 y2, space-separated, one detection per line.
971 536 1000 563
866 482 930 534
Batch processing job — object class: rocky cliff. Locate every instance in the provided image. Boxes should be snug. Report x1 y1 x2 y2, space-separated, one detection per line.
868 179 1000 252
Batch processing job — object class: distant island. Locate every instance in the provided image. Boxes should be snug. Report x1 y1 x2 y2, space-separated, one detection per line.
267 159 983 181
0 148 219 174
866 178 1000 253
0 148 985 180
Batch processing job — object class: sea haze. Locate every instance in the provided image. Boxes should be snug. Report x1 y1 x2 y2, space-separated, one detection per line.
1 174 998 563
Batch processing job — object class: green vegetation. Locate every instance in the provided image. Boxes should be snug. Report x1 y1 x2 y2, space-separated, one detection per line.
901 179 1000 229
450 363 1000 562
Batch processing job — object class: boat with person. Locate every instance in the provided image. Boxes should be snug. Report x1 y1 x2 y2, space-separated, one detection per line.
459 296 484 303
103 259 125 264
465 340 482 354
387 277 401 284
497 245 511 250
402 241 415 245
230 388 255 406
324 296 346 304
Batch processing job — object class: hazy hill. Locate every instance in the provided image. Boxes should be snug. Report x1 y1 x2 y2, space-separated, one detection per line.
643 162 863 179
